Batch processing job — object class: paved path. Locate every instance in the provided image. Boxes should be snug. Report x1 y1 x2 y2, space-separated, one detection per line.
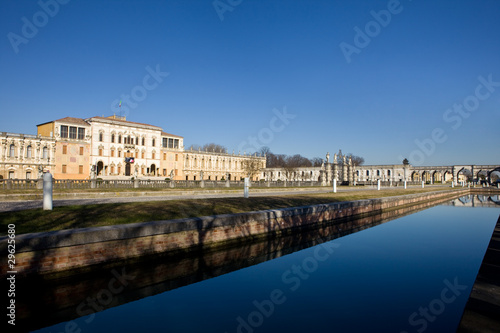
0 185 451 213
0 188 336 212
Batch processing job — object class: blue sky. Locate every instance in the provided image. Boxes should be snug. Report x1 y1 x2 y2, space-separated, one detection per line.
1 0 499 166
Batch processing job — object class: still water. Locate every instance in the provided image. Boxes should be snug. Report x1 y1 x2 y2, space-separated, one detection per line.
32 198 499 333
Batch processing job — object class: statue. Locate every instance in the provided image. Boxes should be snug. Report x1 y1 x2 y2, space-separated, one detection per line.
343 155 346 164
326 152 330 163
333 153 337 163
348 156 352 165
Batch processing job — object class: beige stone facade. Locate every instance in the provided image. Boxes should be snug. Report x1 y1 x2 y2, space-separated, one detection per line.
0 132 55 180
183 150 265 181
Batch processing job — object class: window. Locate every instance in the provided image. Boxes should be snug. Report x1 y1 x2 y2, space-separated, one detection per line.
163 153 166 160
366 170 370 176
118 166 121 174
142 137 145 146
78 128 85 140
152 138 156 147
174 139 179 148
175 154 178 161
141 152 145 159
99 148 103 156
26 171 31 180
9 171 14 179
162 138 168 148
152 152 155 159
79 147 84 155
26 145 32 158
163 169 167 176
69 126 77 139
60 125 68 138
99 132 103 142
118 150 121 157
118 135 122 144
135 151 138 158
168 138 174 148
110 166 115 174
43 147 48 159
377 170 380 176
62 145 67 154
62 165 67 173
111 134 115 143
111 149 115 157
9 144 15 157
79 165 83 174
388 170 391 176
136 137 139 145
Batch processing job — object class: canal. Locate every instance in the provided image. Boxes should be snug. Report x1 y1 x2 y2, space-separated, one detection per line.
23 195 500 333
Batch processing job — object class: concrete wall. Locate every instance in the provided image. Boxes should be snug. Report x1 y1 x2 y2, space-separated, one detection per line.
0 189 469 277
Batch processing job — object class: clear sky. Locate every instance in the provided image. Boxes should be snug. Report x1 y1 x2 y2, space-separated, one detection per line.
1 0 499 166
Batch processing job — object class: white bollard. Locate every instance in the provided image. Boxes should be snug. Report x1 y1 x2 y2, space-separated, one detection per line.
451 181 454 188
377 179 380 191
43 172 53 210
333 178 337 193
244 177 249 198
422 181 424 188
404 181 407 189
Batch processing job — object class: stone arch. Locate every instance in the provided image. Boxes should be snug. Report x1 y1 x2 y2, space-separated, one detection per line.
443 170 453 182
432 171 442 183
457 167 472 183
488 167 500 183
411 171 421 181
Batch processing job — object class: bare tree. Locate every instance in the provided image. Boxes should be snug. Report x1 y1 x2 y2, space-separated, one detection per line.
242 159 264 179
187 144 202 151
202 143 227 153
311 157 323 167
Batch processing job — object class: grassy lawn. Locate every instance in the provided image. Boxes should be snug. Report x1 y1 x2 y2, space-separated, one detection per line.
0 187 457 236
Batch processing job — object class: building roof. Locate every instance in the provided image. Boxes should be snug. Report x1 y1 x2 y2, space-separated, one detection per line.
161 131 183 138
86 116 163 131
37 117 90 127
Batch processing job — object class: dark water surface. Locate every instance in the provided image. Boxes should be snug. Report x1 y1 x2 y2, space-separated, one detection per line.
31 199 499 333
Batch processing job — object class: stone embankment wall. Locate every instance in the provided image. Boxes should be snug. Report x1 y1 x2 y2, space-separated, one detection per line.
0 189 469 277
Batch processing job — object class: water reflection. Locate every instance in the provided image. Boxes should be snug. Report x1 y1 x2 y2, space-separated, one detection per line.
17 198 451 332
447 194 500 207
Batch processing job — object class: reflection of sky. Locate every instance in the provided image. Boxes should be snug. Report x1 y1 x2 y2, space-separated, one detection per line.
34 205 499 333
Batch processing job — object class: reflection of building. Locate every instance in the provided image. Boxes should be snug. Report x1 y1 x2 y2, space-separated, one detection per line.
1 115 265 180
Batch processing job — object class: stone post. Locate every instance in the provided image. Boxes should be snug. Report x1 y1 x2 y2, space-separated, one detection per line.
91 179 96 189
333 179 337 193
244 177 249 198
404 181 407 189
377 179 380 191
43 172 53 211
422 181 425 188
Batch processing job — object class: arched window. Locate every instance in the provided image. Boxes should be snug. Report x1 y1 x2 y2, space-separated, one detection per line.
9 144 15 157
43 147 48 159
111 134 115 143
26 145 32 158
99 132 103 142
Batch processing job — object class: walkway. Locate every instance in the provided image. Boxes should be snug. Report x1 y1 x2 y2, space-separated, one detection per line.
0 185 449 212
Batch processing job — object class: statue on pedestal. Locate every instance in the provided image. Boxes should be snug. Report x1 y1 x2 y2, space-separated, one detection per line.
333 153 337 163
326 152 330 163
